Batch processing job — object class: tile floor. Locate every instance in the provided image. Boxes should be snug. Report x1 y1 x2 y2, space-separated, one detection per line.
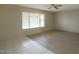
0 37 53 54
28 31 79 54
1 31 79 54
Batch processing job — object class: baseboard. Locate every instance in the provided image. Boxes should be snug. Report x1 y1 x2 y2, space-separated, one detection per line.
26 29 55 37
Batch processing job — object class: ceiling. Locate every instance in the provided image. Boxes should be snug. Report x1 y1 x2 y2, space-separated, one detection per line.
17 4 79 12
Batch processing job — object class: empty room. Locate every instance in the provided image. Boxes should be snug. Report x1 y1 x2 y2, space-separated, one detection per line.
0 4 79 54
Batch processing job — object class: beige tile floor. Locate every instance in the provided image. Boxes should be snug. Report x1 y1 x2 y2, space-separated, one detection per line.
1 31 79 54
28 31 79 54
0 37 53 54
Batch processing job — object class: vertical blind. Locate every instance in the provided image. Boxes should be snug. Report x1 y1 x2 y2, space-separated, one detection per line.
22 12 45 29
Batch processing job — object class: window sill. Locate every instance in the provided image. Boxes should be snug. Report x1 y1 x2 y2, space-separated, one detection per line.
22 27 45 30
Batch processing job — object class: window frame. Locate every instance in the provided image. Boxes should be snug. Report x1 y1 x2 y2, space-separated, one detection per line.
22 12 45 29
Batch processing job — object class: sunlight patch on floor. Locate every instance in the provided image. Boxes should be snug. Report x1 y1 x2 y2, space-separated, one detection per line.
0 37 53 54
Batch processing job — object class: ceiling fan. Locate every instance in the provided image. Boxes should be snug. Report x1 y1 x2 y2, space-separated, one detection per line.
48 4 62 9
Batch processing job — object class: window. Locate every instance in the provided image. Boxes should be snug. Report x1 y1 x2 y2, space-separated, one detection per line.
22 12 45 29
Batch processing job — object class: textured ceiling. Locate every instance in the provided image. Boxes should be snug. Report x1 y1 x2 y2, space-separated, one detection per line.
17 4 79 12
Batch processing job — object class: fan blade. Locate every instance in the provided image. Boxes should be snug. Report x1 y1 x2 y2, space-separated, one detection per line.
51 4 55 6
56 5 62 7
54 6 59 9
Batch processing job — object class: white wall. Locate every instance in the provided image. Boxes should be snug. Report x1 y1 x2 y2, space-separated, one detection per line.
0 5 54 40
55 10 79 33
20 5 54 35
